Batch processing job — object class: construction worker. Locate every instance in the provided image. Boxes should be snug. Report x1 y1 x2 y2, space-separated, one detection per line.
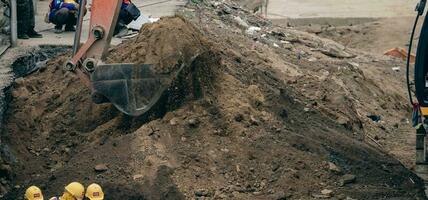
85 183 104 200
114 0 141 36
17 0 43 39
48 0 84 34
25 186 44 200
49 182 85 200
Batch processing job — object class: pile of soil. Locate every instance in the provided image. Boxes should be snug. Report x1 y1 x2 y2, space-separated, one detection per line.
0 2 426 200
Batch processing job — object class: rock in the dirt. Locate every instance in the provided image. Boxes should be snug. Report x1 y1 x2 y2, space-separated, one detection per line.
188 118 200 128
306 24 323 34
328 162 341 173
320 42 355 58
250 115 260 125
94 164 108 172
321 189 333 197
246 26 261 35
234 113 244 122
280 109 288 119
14 77 25 86
133 174 144 180
312 193 329 199
233 16 249 29
336 116 349 126
195 189 211 197
169 118 179 126
340 174 356 186
220 5 232 15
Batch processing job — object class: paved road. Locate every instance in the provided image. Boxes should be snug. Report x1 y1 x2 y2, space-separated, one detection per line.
268 0 420 19
18 0 186 46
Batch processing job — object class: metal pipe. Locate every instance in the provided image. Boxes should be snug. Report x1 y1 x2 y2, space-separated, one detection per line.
72 0 87 56
10 0 17 47
416 126 427 164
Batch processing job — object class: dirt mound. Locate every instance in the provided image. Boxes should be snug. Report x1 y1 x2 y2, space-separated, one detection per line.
108 17 209 73
0 4 426 200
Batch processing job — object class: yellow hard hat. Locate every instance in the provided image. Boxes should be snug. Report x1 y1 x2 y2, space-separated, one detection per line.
25 186 44 200
64 182 85 200
85 183 104 200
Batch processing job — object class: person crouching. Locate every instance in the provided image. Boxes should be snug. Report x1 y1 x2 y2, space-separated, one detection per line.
48 0 83 34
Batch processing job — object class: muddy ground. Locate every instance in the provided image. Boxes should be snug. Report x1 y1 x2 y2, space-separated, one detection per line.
0 1 426 200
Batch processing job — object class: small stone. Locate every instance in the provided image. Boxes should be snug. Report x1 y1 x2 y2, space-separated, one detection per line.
272 162 280 172
308 57 317 62
169 118 178 126
250 115 260 125
195 189 210 197
221 5 232 14
133 174 144 180
94 164 108 172
340 174 356 186
188 118 200 128
336 117 349 126
321 189 333 197
328 162 341 173
312 194 327 198
15 78 25 86
304 107 310 112
280 109 288 119
234 113 244 122
233 16 249 29
347 62 360 68
306 24 323 34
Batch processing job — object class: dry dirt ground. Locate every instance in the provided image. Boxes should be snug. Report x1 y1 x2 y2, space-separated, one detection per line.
0 1 426 200
293 17 422 55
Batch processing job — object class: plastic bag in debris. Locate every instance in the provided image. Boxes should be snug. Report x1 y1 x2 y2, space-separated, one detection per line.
128 14 159 31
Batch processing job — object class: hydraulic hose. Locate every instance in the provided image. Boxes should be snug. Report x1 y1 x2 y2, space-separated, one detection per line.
407 0 426 105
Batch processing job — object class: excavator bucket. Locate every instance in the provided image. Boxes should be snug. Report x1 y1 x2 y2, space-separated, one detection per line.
90 63 183 116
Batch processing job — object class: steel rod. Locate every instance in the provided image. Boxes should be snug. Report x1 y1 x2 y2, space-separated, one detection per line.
73 0 87 56
10 0 17 47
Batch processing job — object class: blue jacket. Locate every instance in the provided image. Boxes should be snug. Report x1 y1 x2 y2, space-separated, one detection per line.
49 0 79 21
50 0 79 10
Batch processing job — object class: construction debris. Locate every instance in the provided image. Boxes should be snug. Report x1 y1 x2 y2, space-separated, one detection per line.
384 47 416 63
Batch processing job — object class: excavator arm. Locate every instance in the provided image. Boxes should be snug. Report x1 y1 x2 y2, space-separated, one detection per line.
64 0 176 116
65 0 121 88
